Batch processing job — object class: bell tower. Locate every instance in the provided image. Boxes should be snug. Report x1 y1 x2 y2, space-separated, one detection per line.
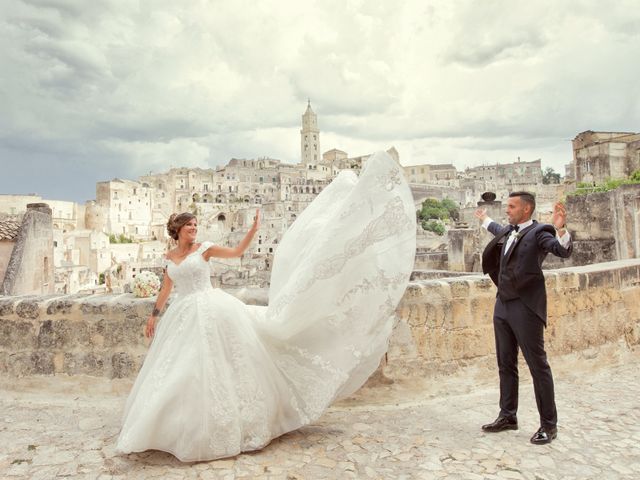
301 100 320 167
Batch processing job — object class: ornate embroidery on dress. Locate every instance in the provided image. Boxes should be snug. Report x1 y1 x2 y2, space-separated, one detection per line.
299 196 412 290
337 268 408 306
376 166 402 191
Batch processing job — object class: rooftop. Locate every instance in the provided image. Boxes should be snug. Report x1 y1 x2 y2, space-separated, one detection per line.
0 220 20 241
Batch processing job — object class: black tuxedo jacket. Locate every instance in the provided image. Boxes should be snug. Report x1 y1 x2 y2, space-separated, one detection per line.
482 220 572 323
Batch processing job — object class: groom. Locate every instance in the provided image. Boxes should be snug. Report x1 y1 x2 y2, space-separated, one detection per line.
475 192 572 445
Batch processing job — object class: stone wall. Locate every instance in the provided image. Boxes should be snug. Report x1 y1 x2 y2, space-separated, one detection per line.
546 184 640 268
1 259 638 381
390 258 640 379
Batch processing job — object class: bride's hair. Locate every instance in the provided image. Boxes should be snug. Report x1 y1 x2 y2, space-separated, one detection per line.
167 212 196 240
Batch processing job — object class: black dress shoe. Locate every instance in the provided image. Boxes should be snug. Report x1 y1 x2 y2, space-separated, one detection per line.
530 426 557 445
481 416 518 432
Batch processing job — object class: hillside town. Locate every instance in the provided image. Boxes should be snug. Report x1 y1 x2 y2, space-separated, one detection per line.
1 103 639 296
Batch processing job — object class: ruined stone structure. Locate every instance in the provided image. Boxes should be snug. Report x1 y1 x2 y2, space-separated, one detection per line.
545 183 640 268
1 259 638 381
0 203 54 296
0 220 21 288
572 130 640 184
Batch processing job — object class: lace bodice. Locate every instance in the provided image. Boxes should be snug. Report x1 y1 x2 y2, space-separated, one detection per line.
165 241 213 295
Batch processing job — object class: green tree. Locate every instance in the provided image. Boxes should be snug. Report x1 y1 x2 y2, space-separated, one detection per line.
440 198 460 221
422 219 445 236
419 198 448 221
542 167 561 185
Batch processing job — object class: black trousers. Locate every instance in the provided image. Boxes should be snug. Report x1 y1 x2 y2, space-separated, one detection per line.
493 296 557 428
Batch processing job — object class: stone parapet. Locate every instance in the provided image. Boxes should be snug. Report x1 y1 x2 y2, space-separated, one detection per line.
390 258 640 379
1 259 639 380
0 294 153 378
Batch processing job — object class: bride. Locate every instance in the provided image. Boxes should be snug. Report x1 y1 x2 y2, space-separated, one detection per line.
116 151 416 461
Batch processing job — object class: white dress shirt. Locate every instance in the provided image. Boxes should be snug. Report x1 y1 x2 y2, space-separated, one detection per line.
482 217 571 255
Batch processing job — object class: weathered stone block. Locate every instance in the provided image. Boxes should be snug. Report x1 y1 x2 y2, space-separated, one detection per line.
16 300 40 319
587 269 619 289
0 298 15 316
79 299 108 315
1 352 33 376
63 352 106 376
46 298 75 316
36 319 92 349
404 283 425 300
111 352 136 379
30 351 55 375
449 299 471 329
619 265 640 288
37 320 60 349
109 301 140 319
544 273 558 291
0 318 36 349
471 276 495 293
469 297 494 326
449 280 471 299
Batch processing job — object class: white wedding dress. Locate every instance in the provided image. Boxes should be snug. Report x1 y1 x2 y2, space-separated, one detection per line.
116 151 416 461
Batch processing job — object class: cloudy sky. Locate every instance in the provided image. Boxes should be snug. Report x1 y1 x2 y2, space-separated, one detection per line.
1 0 639 203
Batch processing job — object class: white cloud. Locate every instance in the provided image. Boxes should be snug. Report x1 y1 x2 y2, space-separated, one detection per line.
1 0 639 201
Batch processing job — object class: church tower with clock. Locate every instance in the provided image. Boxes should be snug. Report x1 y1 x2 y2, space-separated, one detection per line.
300 100 320 168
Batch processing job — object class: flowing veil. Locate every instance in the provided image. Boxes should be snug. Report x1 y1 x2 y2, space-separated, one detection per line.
253 150 416 420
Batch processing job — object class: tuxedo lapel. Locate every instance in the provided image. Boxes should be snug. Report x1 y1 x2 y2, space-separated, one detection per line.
482 225 513 286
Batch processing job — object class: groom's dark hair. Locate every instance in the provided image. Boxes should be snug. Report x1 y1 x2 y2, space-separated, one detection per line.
509 191 536 213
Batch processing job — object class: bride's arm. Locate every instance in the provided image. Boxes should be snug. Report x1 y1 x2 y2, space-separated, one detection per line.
204 209 260 259
145 269 174 338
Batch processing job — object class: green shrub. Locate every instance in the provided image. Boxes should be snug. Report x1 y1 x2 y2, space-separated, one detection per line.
422 219 446 236
109 233 134 244
569 173 640 196
417 197 459 222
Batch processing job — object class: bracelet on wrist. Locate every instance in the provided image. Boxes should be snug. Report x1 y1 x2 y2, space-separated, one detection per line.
151 307 161 317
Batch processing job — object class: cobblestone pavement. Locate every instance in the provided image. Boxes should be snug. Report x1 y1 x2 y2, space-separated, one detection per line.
1 353 639 480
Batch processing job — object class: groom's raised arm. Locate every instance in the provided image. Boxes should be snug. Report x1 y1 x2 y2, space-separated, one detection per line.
475 207 503 236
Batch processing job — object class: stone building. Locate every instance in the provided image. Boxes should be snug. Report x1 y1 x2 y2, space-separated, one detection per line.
572 130 640 184
465 158 542 188
94 179 154 239
0 203 55 296
404 163 457 185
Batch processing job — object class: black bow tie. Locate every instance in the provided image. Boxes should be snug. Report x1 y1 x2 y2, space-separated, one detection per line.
511 225 520 233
